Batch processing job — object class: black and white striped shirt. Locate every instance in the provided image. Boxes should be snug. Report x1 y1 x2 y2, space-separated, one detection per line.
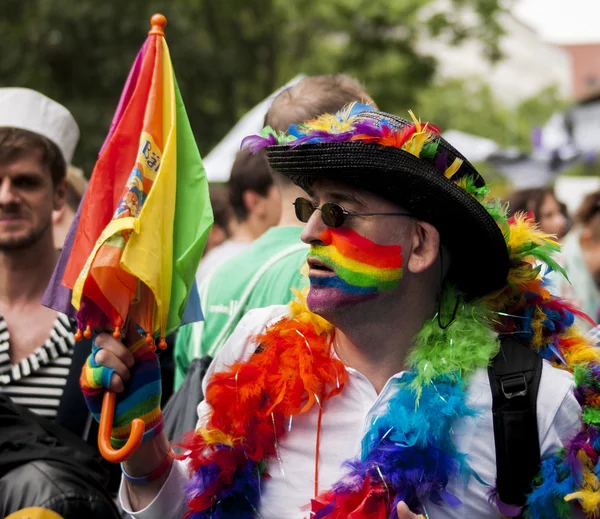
0 313 75 419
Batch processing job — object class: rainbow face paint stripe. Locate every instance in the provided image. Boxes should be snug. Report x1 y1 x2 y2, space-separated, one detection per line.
307 227 403 309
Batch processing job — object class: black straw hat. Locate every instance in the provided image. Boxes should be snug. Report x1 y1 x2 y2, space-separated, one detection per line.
261 109 510 298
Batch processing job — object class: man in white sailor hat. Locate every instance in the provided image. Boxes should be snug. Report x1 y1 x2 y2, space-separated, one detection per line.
0 88 85 428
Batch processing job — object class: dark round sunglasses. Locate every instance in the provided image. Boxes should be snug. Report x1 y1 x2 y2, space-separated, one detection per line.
294 197 412 228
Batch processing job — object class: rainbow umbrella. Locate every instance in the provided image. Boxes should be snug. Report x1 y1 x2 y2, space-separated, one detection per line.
43 14 213 462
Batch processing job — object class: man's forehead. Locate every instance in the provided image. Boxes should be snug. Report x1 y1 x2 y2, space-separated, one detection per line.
307 179 390 209
0 152 49 177
307 179 366 198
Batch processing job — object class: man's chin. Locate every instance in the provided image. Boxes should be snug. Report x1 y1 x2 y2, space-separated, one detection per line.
306 285 378 315
0 232 45 251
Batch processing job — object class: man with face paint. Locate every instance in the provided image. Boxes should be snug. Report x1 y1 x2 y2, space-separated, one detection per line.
86 106 597 519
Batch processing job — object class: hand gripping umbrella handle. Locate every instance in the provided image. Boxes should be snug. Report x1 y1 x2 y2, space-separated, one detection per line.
98 390 145 463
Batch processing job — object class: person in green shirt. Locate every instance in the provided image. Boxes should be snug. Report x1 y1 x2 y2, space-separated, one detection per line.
174 74 376 390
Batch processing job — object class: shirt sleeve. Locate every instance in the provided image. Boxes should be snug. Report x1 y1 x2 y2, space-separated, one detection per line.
119 460 189 519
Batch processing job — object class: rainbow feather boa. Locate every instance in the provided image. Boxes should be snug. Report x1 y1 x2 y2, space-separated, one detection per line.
178 112 600 517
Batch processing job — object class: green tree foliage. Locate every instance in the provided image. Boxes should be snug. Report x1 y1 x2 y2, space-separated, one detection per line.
0 0 505 173
416 77 567 151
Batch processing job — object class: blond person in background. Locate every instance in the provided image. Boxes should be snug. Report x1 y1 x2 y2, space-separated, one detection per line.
174 74 377 390
195 149 281 284
52 165 87 249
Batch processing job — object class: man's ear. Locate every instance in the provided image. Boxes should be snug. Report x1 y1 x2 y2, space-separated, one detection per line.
580 227 594 246
407 220 441 274
52 205 66 225
242 190 261 218
53 179 67 212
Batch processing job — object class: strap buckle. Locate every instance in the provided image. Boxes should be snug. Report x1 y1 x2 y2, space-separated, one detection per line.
500 374 528 399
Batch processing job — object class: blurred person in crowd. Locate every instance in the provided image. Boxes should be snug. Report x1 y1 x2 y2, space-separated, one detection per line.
52 165 87 249
507 187 570 293
195 149 280 284
203 183 232 254
559 190 600 325
0 88 84 423
0 88 118 513
173 75 376 390
507 187 568 240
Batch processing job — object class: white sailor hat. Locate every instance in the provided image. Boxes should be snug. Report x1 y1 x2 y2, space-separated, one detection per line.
0 87 80 164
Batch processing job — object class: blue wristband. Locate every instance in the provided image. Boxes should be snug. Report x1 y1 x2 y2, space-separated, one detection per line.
121 450 172 485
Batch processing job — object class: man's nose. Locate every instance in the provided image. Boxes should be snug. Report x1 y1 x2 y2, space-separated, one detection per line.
0 177 18 205
300 209 332 245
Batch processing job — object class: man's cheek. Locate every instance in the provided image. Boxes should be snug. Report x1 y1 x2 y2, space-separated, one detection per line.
308 227 404 301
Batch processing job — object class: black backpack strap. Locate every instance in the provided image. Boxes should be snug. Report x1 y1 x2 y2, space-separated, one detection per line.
488 335 543 513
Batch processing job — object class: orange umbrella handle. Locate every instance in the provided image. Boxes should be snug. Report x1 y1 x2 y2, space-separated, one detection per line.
98 390 145 463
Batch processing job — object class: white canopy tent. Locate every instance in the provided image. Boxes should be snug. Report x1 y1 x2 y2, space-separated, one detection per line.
202 75 306 182
441 129 501 163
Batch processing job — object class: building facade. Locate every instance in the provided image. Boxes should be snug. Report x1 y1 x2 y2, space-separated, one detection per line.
561 43 600 101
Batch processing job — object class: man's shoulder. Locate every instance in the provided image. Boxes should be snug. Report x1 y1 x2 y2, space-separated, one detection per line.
536 360 575 412
468 360 574 408
205 305 290 375
232 305 291 339
537 360 579 438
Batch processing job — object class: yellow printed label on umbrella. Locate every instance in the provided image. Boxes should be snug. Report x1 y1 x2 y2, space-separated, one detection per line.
71 216 139 310
138 132 162 181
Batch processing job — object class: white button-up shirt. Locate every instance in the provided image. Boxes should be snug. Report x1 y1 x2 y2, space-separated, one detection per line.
121 305 581 519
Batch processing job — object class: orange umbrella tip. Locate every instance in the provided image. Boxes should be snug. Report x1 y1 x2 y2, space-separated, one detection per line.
84 325 93 339
158 337 167 350
149 14 167 36
112 327 121 339
74 329 83 342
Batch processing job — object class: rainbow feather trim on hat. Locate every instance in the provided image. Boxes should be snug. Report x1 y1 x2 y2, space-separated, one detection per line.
241 103 463 180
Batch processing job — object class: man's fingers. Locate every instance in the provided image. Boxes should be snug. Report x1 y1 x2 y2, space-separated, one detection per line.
93 347 131 387
396 501 421 519
95 333 135 368
109 372 125 393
